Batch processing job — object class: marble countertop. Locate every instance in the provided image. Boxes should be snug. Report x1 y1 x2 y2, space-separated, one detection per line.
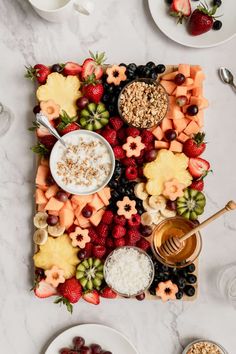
0 0 236 353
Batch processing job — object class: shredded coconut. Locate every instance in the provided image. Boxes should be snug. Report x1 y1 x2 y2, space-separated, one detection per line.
104 247 153 296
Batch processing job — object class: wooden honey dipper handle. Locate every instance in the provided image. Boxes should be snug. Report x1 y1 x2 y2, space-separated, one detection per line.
180 200 236 243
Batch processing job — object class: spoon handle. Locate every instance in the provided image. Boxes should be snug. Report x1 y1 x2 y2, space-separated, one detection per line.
180 201 236 242
36 113 66 147
231 81 236 91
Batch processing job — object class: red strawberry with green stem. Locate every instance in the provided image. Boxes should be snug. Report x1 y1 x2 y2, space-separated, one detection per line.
34 279 57 298
63 62 82 76
190 179 204 191
82 290 100 305
57 110 79 135
188 3 219 36
81 51 106 80
188 157 211 179
100 286 117 299
55 278 82 313
170 0 191 24
25 64 51 84
82 75 104 104
183 132 206 158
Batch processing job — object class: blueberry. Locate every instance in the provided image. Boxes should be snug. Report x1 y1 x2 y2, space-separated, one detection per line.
165 0 173 4
143 67 151 77
162 273 170 281
120 176 129 185
137 65 145 77
146 61 156 69
102 93 110 103
149 69 158 80
213 0 222 6
176 290 183 300
108 179 118 189
186 274 197 284
184 285 195 297
185 263 195 273
136 199 144 209
213 20 222 30
149 286 156 296
118 186 126 195
162 265 169 272
105 85 115 94
112 190 120 200
127 63 137 72
113 167 122 179
126 69 136 80
119 63 127 67
155 64 166 74
137 209 143 215
51 63 63 73
108 104 115 114
109 95 117 105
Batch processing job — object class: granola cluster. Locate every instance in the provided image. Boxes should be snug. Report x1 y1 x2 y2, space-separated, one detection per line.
119 81 168 129
57 139 112 188
187 341 222 354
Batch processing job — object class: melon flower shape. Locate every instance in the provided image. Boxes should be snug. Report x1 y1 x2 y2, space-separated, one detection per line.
69 227 90 248
40 99 60 121
106 65 127 86
163 178 185 201
156 280 178 302
123 136 145 158
36 72 81 117
33 234 79 279
117 196 137 219
45 265 65 288
143 149 192 196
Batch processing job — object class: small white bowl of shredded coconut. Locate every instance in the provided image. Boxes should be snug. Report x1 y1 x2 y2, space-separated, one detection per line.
104 246 154 297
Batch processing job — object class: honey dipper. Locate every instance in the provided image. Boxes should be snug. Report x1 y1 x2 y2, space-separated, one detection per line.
159 200 236 257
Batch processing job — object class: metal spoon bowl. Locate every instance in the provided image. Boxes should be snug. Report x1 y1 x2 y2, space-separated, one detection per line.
219 67 236 91
36 112 66 147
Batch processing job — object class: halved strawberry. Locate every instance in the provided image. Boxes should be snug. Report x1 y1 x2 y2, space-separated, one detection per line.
170 0 191 23
57 110 79 135
34 279 57 298
100 286 117 299
63 62 82 76
82 290 100 305
81 51 106 80
188 157 210 178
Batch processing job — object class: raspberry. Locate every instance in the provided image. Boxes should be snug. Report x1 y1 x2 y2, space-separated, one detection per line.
112 225 126 239
126 229 141 244
145 142 155 151
117 128 127 143
67 224 76 234
109 116 124 131
113 214 126 226
94 236 107 246
101 210 114 225
96 223 109 238
136 238 151 252
138 166 144 178
121 157 136 167
127 214 141 228
84 242 93 257
113 146 126 159
92 245 106 259
125 166 138 180
141 130 154 144
106 237 114 248
126 127 140 138
114 238 126 247
101 128 117 146
88 227 98 242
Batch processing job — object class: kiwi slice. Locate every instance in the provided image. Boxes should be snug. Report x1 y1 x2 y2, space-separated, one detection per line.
76 258 104 291
177 188 206 221
79 102 110 131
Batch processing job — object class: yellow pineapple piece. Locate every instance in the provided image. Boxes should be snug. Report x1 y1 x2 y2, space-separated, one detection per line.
143 149 192 196
33 234 79 279
36 73 81 117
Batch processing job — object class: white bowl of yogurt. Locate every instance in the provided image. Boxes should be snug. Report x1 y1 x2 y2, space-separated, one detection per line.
50 130 115 195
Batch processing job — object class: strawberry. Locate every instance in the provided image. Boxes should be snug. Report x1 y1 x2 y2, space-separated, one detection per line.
188 4 218 36
38 135 57 150
101 128 117 146
56 278 82 313
188 157 211 178
25 64 51 84
112 225 126 239
100 286 117 299
82 76 104 104
34 279 57 298
36 120 56 138
183 132 206 157
92 245 106 259
81 51 106 80
63 62 82 76
113 146 126 159
101 210 114 225
57 110 79 135
109 116 124 131
190 179 204 191
170 0 191 24
82 290 100 305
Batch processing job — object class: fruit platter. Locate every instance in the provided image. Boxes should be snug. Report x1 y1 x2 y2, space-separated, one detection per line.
26 52 210 311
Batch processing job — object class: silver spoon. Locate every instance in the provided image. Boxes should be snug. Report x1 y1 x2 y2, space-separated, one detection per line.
219 67 236 91
36 112 66 147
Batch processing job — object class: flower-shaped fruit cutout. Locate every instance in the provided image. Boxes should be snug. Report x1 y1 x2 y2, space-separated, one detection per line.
45 265 65 288
123 136 145 158
117 196 137 219
156 280 178 302
106 65 127 86
40 99 60 121
69 227 90 248
163 178 185 201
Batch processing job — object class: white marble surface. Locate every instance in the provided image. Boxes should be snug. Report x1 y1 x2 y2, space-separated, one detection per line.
0 0 236 353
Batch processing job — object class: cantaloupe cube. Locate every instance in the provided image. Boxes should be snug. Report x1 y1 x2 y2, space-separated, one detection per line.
48 210 59 216
74 219 79 225
71 201 78 210
160 80 176 95
175 86 188 97
183 78 194 87
79 219 91 228
35 189 48 204
178 64 190 78
37 184 49 192
195 110 204 127
193 71 205 88
90 209 105 227
155 141 169 149
62 200 73 211
71 195 93 205
75 213 91 228
162 71 179 80
152 126 164 140
161 117 173 131
190 65 202 79
37 203 47 212
45 184 59 199
35 165 50 186
190 96 209 110
168 96 177 106
184 121 200 135
45 197 64 211
40 157 49 167
59 209 74 229
173 118 190 133
97 189 109 206
103 187 111 200
177 132 189 143
74 204 87 219
89 194 104 211
169 140 183 152
172 107 185 120
166 110 174 120
192 86 203 97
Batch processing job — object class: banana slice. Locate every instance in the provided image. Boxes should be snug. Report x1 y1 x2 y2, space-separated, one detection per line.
33 212 48 229
141 212 154 226
134 183 148 201
160 208 177 218
143 199 157 213
152 212 165 225
148 195 166 211
33 229 48 245
48 224 65 237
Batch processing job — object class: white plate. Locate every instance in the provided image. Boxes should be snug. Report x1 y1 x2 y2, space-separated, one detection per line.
45 324 139 354
148 0 236 48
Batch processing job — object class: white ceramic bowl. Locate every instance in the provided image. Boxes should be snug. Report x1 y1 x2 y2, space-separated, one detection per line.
183 339 228 354
50 130 115 195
